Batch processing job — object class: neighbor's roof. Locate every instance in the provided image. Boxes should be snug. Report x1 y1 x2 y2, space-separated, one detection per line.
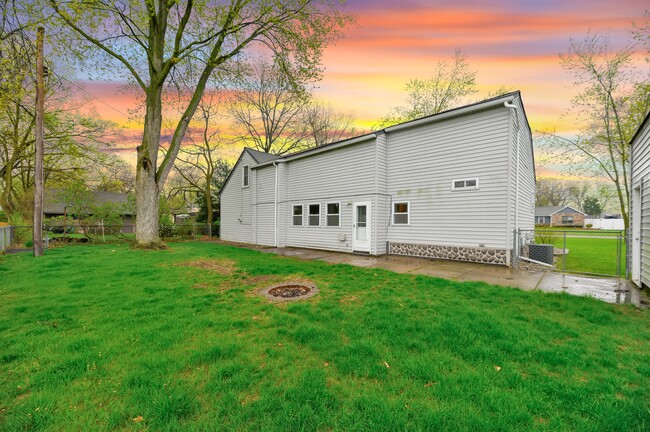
535 206 586 217
44 189 133 215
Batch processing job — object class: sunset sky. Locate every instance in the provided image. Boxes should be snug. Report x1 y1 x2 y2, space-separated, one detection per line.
79 0 649 177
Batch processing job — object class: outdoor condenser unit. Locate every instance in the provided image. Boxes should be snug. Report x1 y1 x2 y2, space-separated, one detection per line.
529 244 554 265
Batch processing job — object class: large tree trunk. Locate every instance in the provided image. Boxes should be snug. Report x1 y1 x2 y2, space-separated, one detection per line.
135 88 164 248
205 182 213 226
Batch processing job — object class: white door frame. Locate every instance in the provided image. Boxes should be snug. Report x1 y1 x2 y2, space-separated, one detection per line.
632 185 642 285
352 201 371 253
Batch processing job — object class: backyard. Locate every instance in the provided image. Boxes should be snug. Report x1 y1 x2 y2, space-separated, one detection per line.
1 242 649 431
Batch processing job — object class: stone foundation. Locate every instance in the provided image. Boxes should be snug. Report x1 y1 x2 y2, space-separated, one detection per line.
389 242 509 265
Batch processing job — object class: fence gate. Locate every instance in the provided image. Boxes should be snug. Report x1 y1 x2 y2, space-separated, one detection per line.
514 228 627 278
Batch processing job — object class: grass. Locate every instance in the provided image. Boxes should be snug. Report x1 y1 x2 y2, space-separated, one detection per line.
1 242 649 431
534 229 625 275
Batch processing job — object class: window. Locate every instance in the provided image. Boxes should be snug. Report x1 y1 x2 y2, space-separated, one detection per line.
326 203 340 227
393 202 409 225
292 205 303 226
308 204 320 226
242 165 249 187
452 178 479 191
562 215 574 224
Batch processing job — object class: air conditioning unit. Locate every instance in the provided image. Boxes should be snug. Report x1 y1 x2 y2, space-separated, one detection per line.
529 244 554 265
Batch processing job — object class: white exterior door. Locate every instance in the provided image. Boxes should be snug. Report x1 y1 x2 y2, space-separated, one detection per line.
632 186 642 285
353 201 371 252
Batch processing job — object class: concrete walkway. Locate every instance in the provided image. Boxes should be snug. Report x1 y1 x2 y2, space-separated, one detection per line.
259 247 644 307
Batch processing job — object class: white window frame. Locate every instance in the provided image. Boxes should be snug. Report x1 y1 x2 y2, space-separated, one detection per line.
242 165 249 188
308 203 321 227
326 202 341 227
451 177 479 191
292 204 303 226
392 201 410 225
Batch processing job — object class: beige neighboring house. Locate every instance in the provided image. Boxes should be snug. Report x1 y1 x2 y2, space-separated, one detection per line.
535 206 586 227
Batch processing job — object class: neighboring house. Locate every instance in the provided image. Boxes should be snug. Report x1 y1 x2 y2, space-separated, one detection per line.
630 110 650 287
220 92 535 266
44 190 135 232
535 206 586 227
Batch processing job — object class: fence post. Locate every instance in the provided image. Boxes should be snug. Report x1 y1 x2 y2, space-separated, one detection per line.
625 229 630 279
563 231 567 273
512 229 518 266
616 231 622 278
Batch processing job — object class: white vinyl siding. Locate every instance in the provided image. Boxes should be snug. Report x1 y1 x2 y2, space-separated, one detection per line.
220 151 255 243
252 166 275 246
631 116 650 286
387 108 511 249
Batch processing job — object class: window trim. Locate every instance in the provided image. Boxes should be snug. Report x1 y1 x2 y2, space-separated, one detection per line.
292 204 303 226
242 164 249 188
392 201 410 225
326 202 341 227
451 177 479 191
308 203 321 227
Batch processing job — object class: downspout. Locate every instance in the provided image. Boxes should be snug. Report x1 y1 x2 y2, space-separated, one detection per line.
505 100 521 259
273 161 278 247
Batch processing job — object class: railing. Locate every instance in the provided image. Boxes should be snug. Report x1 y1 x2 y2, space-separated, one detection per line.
0 225 10 252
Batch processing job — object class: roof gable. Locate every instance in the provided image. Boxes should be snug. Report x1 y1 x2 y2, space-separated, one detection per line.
535 206 585 216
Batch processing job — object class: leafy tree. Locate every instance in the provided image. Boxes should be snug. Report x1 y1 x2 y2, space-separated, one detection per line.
48 0 352 247
377 50 477 127
543 27 650 228
583 196 603 216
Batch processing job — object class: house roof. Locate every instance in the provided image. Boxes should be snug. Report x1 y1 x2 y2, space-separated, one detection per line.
220 91 533 194
535 206 586 217
246 148 281 164
630 110 650 145
44 189 133 215
252 91 527 169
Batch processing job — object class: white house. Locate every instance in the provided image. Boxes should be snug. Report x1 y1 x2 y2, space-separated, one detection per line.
220 92 535 266
630 111 650 287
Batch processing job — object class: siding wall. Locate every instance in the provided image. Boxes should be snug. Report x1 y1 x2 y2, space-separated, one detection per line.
386 108 511 249
631 118 650 286
253 166 276 246
508 98 536 249
220 151 255 243
284 138 378 253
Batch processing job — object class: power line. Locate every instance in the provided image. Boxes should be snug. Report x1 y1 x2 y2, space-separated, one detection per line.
58 75 132 119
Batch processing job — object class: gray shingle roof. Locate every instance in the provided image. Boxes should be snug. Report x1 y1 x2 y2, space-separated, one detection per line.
246 148 281 164
535 206 585 217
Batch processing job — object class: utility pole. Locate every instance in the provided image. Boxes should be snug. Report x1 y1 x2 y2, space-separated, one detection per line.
33 26 45 257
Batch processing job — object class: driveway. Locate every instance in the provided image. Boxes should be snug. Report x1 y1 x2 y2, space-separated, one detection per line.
258 246 644 307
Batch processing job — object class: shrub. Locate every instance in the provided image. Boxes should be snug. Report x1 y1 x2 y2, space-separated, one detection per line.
586 223 593 228
0 210 7 222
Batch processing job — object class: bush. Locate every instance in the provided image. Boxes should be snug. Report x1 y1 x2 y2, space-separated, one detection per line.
0 211 7 222
586 223 593 228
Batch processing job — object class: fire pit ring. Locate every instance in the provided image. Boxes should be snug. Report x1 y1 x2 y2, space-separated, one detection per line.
260 282 319 302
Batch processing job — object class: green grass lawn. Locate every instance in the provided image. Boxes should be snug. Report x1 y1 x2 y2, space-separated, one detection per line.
534 230 625 276
1 243 649 431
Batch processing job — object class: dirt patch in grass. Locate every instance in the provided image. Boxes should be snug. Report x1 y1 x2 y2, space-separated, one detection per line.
176 258 237 276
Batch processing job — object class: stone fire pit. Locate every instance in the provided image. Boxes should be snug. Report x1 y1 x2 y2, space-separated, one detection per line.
260 282 319 302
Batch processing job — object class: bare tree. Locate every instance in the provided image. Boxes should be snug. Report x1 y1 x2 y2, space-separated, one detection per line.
231 59 311 155
302 100 358 146
171 89 229 225
48 0 352 247
536 178 569 207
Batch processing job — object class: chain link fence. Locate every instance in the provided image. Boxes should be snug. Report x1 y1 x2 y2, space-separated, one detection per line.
2 223 219 251
514 228 626 277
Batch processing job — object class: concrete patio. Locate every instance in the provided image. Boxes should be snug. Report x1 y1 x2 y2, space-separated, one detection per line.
258 246 644 307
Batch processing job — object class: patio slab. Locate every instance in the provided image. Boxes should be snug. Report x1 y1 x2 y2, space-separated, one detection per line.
255 246 644 306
